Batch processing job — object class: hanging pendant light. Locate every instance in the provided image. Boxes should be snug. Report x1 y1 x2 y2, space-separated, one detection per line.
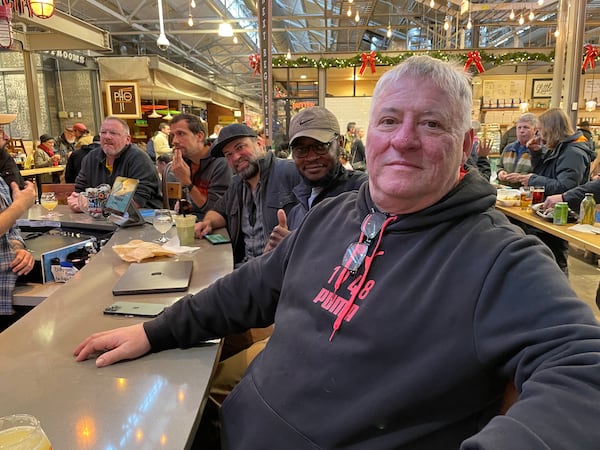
149 91 162 118
29 0 55 19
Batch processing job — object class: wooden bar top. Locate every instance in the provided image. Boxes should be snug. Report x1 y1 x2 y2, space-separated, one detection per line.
496 204 600 255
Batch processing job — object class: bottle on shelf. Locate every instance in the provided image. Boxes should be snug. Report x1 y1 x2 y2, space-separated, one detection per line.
579 193 596 225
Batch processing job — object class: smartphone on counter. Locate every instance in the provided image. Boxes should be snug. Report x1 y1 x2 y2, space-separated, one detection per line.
204 234 231 245
103 301 166 317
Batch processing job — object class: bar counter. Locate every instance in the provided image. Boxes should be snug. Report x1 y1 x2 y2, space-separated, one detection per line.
0 220 233 449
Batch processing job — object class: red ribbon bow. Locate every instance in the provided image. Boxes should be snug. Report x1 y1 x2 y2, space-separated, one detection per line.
582 43 599 74
248 53 260 76
464 51 485 73
359 51 377 76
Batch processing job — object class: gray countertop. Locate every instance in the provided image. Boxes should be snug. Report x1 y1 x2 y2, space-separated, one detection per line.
0 220 233 449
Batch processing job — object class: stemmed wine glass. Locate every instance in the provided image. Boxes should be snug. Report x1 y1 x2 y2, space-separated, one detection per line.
153 209 173 243
40 192 59 218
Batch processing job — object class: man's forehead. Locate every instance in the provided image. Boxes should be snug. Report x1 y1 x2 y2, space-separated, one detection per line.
224 136 252 150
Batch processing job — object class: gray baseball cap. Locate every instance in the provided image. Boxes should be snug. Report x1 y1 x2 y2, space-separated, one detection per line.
210 123 257 157
289 107 340 146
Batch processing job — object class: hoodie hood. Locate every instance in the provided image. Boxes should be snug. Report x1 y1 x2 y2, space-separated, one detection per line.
355 169 497 232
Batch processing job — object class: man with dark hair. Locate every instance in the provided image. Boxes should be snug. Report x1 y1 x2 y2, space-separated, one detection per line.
165 114 231 220
67 116 162 211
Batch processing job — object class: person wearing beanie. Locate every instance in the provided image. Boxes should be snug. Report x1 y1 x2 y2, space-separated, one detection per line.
34 134 60 183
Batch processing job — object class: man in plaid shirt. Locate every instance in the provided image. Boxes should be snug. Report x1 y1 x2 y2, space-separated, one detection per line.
0 126 37 330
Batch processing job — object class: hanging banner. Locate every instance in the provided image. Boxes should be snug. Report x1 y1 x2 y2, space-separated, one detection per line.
258 0 273 140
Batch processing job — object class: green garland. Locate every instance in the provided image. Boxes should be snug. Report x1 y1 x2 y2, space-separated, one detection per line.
272 50 555 69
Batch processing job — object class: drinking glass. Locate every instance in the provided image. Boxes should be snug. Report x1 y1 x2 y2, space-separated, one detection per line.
0 414 52 449
40 192 59 218
153 209 173 243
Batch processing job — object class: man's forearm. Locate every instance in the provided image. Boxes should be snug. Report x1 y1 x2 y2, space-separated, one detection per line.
204 210 226 230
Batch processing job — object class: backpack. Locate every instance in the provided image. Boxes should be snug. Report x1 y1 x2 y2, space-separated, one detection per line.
146 137 156 162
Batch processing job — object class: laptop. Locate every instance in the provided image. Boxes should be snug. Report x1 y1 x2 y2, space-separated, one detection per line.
112 260 193 296
104 176 146 227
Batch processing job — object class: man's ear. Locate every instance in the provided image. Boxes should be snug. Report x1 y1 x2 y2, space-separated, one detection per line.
462 129 474 164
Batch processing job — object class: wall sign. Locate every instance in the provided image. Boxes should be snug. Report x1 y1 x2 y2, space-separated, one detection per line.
105 81 141 118
532 79 553 98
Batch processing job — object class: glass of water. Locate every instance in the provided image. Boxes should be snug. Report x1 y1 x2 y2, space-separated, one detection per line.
153 209 173 243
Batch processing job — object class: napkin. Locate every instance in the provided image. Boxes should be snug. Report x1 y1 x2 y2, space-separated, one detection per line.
112 239 176 263
568 224 600 235
162 235 200 254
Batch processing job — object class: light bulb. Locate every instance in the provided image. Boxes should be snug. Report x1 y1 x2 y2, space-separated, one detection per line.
233 35 238 44
355 10 360 22
348 0 353 3
347 7 352 17
529 10 534 21
430 0 435 7
190 0 196 7
586 99 597 111
509 9 515 20
386 26 392 38
538 0 544 5
554 29 560 37
519 101 529 113
443 19 450 31
519 14 524 25
218 22 234 37
466 16 472 30
188 15 193 26
286 48 292 60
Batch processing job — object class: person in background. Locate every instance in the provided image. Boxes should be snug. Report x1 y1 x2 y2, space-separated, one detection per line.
194 123 300 268
496 113 537 188
0 115 25 191
165 114 231 220
74 55 600 449
72 123 92 148
67 116 163 211
156 154 175 180
33 134 60 183
512 108 594 274
577 120 596 157
265 106 368 252
350 126 366 170
500 119 517 151
0 129 37 331
467 120 491 181
152 122 172 158
53 126 75 165
209 124 223 140
343 120 356 154
64 134 100 184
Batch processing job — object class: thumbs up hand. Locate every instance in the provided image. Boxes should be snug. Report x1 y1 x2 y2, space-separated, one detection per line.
264 209 290 253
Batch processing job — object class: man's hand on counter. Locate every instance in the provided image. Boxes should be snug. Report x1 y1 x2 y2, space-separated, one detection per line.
73 323 151 367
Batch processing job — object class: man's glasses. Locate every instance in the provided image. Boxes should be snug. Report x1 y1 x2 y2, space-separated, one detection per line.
291 137 337 158
342 212 389 273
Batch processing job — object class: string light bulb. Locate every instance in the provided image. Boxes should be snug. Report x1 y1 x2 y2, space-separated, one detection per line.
586 99 597 112
529 10 535 21
347 6 352 17
187 14 193 26
430 0 435 7
286 48 292 60
443 16 450 31
538 0 544 5
554 28 560 37
233 35 238 44
190 0 196 7
466 15 472 30
355 9 360 22
387 25 392 38
519 14 525 25
509 9 515 20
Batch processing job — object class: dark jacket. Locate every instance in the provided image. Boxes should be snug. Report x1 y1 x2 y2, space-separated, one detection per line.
528 132 594 196
65 142 99 183
144 172 600 449
74 143 162 209
211 151 301 265
562 179 600 211
0 148 24 191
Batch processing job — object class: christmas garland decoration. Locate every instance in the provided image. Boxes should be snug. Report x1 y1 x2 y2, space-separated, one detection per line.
271 50 555 71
